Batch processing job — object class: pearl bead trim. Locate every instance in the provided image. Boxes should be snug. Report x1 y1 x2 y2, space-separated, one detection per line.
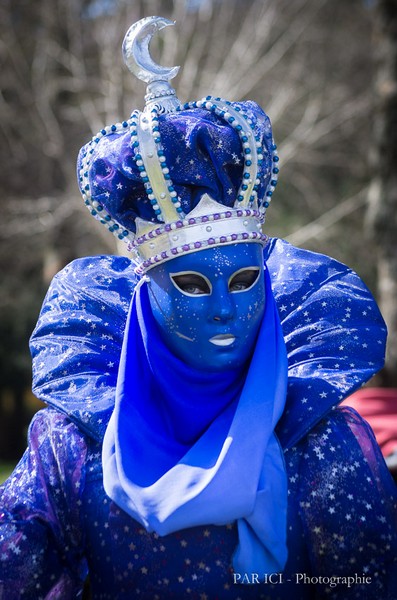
133 230 269 275
78 120 137 244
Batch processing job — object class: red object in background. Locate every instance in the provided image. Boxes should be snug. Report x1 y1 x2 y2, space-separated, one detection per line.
343 388 397 458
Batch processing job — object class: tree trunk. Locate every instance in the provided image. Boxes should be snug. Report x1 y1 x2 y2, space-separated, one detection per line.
367 0 397 386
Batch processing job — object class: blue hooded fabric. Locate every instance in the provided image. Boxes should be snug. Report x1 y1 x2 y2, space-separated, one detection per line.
102 268 288 577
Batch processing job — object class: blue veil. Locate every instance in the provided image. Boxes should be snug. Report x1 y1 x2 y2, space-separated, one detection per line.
102 267 289 577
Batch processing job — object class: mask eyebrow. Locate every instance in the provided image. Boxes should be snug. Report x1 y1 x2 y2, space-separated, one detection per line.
169 271 212 296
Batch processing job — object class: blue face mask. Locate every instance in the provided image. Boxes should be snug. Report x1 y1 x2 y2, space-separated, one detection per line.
146 243 266 372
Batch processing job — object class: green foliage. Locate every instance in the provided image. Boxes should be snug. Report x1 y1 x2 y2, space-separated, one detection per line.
0 461 16 485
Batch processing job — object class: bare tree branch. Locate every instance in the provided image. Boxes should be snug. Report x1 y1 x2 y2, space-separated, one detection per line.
287 188 368 245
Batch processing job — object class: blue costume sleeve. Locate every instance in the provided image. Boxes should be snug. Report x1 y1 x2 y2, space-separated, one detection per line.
285 406 397 599
0 409 89 599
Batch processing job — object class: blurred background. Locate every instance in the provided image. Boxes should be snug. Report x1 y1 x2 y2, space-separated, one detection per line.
1 0 396 480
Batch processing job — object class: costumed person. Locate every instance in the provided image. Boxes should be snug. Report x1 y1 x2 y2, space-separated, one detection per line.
1 16 397 600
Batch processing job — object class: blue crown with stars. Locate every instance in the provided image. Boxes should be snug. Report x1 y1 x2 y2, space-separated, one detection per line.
77 16 279 273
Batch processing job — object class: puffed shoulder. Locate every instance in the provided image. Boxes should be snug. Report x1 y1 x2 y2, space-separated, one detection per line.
30 255 138 441
265 239 387 448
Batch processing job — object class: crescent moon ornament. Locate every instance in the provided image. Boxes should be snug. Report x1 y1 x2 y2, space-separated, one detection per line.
122 16 181 113
122 16 179 83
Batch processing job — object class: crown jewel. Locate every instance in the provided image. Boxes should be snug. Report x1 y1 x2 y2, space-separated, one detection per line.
78 16 279 274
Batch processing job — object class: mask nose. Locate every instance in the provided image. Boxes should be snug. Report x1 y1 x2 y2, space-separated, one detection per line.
211 283 235 322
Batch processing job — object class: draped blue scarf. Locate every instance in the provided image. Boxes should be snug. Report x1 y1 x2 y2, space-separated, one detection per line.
102 267 289 577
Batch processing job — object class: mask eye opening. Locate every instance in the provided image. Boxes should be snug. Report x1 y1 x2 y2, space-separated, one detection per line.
170 271 212 297
228 267 261 294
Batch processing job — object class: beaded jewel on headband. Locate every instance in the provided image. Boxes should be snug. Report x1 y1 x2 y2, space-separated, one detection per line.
78 16 280 273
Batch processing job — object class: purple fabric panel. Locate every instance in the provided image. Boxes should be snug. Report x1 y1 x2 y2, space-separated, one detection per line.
0 409 88 598
287 406 397 598
283 406 397 599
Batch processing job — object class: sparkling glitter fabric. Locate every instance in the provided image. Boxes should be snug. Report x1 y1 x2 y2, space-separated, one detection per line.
1 238 396 599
